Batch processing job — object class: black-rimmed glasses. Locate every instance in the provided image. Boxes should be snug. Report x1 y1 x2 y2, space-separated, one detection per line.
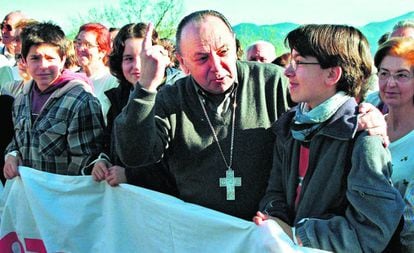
288 59 320 71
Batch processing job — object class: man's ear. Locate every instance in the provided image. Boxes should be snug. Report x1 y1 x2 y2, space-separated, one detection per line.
175 53 190 75
326 66 342 87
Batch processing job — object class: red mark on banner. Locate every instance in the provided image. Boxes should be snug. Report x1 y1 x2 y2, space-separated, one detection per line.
0 232 46 253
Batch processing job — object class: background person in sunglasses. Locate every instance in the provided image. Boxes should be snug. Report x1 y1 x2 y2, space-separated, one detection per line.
0 18 38 97
0 10 27 68
0 11 28 89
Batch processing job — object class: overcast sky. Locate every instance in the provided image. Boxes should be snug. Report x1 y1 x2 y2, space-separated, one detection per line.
2 0 414 32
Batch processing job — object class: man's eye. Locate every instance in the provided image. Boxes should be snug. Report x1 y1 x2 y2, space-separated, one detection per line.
196 56 208 62
218 49 229 56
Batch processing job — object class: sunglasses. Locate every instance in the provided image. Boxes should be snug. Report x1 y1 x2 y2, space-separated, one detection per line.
1 23 13 32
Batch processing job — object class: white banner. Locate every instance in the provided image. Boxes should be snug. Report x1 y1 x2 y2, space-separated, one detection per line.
0 166 327 253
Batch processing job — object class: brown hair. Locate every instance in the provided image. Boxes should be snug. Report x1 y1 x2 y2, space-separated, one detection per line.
109 23 159 85
285 24 372 99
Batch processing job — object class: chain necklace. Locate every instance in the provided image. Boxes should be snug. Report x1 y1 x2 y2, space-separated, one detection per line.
197 87 242 200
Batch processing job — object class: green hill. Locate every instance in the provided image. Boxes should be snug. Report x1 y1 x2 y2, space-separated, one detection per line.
233 11 414 58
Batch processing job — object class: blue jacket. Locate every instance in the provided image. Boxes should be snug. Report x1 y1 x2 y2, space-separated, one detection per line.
260 98 404 253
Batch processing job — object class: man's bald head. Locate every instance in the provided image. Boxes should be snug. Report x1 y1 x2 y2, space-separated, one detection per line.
245 40 276 63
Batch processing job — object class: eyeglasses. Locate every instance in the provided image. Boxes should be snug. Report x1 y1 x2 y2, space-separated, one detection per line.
1 23 13 32
74 40 99 49
377 70 413 83
288 59 320 71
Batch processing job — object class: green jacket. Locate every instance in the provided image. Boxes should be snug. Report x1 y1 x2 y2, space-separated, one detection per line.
114 61 289 219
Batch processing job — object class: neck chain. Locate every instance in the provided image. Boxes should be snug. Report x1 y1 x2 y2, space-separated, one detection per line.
198 88 237 170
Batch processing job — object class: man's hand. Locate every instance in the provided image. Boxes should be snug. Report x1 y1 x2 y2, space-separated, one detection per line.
3 155 22 179
138 23 171 91
358 102 389 147
106 166 127 186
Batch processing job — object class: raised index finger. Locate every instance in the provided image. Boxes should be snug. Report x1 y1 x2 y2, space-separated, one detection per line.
143 22 154 50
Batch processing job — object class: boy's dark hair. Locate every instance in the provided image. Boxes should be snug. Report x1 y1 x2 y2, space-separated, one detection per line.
285 24 372 99
20 22 66 60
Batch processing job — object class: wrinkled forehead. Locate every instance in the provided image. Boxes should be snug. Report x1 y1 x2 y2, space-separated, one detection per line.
189 14 231 28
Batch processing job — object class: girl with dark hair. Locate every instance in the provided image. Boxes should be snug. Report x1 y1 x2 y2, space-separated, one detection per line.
91 23 183 195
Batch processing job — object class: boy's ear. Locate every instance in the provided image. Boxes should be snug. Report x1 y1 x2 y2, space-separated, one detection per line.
326 66 342 86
